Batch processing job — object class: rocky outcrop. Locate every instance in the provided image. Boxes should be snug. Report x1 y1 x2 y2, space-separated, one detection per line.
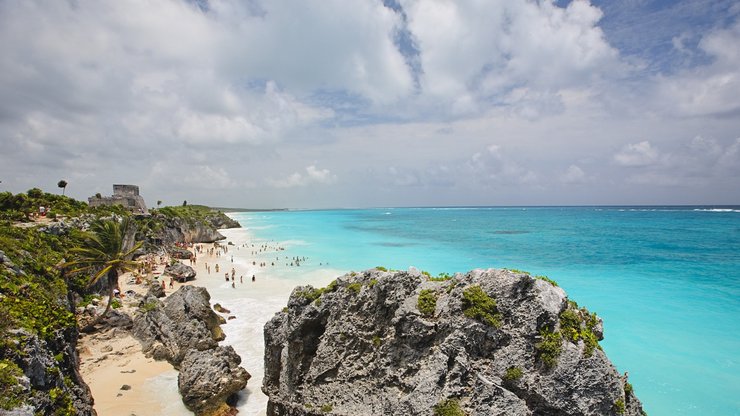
178 346 251 415
2 329 96 416
263 268 645 416
164 262 197 282
132 286 224 365
132 286 249 415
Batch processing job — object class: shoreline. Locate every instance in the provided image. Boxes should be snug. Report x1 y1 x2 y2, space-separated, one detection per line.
79 224 342 416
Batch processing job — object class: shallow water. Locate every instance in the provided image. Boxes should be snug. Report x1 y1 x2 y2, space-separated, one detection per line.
214 206 740 416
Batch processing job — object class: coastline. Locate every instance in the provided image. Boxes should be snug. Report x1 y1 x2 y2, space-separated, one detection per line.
78 224 342 415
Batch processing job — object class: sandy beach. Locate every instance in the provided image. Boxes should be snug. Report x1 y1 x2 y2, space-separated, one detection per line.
78 227 340 416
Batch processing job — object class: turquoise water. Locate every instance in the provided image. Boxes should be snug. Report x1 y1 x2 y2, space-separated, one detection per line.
229 207 740 416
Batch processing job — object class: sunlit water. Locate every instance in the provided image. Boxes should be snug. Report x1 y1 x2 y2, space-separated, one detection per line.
187 206 739 416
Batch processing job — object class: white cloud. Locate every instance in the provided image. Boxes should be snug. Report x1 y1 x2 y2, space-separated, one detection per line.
560 165 588 184
401 0 619 115
269 165 338 188
655 20 740 117
614 141 660 167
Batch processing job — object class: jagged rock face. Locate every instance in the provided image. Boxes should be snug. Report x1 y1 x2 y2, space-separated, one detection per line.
3 329 96 416
178 345 251 416
132 286 224 366
263 269 644 416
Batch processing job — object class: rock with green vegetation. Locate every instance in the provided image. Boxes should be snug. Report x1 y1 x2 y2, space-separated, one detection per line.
0 216 95 415
147 204 241 244
417 289 438 317
263 268 645 416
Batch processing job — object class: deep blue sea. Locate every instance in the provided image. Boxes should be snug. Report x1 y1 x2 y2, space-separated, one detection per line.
228 206 740 416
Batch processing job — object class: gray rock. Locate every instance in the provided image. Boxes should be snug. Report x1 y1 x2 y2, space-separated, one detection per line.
146 282 166 298
169 247 193 260
132 286 225 366
263 269 645 416
164 262 196 282
178 346 251 416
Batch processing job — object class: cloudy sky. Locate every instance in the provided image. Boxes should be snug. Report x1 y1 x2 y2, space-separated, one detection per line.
1 0 739 208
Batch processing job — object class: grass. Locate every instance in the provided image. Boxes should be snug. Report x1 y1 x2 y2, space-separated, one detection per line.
320 403 333 413
347 282 362 294
417 289 437 317
461 285 502 328
375 266 387 272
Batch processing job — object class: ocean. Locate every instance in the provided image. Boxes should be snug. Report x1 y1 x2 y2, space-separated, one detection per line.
203 206 739 416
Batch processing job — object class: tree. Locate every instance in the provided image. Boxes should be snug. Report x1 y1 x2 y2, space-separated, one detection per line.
183 200 187 206
57 180 68 195
66 218 142 332
157 200 162 207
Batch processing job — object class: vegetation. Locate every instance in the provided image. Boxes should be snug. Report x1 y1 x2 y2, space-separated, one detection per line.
430 272 453 281
295 280 340 303
320 403 333 413
535 275 558 287
0 360 25 410
372 335 382 348
625 381 634 395
536 329 563 369
461 285 502 328
502 366 523 383
66 218 142 331
375 266 387 271
614 398 626 415
0 188 126 222
559 304 602 357
417 289 437 317
347 282 362 294
57 180 68 196
421 270 431 277
368 278 378 288
433 398 465 416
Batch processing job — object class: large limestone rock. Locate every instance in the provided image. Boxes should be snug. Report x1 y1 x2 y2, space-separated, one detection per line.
263 269 645 416
178 346 251 416
132 286 224 366
132 285 246 416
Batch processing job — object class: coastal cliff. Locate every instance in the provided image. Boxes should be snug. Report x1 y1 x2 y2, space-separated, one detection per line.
263 268 645 416
145 205 241 245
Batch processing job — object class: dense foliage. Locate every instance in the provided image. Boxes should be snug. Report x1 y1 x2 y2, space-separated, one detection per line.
0 188 127 221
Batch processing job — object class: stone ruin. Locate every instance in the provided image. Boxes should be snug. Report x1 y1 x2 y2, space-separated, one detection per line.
88 184 147 213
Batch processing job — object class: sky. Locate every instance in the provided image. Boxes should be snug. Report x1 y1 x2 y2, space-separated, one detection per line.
1 0 739 208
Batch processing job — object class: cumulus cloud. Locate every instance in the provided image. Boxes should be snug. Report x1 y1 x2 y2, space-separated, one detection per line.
655 20 740 117
401 0 619 115
269 165 338 188
614 141 660 167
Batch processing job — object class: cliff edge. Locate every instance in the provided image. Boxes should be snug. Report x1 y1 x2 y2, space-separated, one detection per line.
263 268 645 416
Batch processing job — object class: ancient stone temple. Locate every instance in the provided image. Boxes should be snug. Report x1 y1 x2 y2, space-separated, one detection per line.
88 184 147 213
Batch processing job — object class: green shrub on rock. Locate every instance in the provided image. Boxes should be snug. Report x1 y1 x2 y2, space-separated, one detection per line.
536 329 563 369
502 366 523 383
417 289 437 317
461 286 501 328
434 398 465 416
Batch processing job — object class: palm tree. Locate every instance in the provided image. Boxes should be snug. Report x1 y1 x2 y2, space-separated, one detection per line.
57 180 68 195
66 217 142 332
